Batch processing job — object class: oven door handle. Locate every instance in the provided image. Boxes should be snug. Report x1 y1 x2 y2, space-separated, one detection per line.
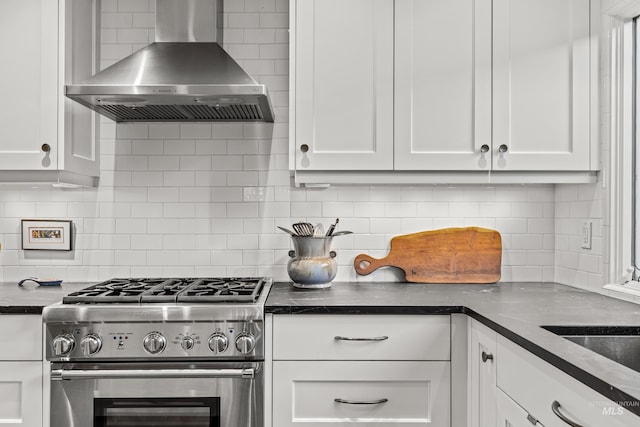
51 368 255 381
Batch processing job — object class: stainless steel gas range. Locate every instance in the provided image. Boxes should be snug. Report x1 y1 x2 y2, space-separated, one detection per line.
43 277 272 427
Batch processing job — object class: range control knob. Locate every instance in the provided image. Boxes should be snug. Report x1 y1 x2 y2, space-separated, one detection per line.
80 334 102 356
181 336 195 351
143 332 166 355
53 334 75 357
208 333 228 354
235 333 256 354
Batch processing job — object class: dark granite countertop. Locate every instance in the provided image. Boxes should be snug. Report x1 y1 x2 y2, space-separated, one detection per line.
266 281 640 417
4 279 640 416
0 281 91 314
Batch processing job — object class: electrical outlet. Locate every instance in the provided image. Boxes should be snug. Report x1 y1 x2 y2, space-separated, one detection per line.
581 221 592 249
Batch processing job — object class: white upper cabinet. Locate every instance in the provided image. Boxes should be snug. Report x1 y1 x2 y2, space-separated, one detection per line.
291 0 598 184
292 0 394 171
394 0 492 171
0 0 59 170
0 0 99 186
493 0 592 171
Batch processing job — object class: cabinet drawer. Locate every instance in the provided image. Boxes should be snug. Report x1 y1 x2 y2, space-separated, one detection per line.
0 315 42 361
273 315 450 361
273 361 450 427
497 336 640 427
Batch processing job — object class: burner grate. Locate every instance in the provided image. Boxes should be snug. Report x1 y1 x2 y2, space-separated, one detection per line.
176 278 265 303
63 278 174 303
63 277 266 304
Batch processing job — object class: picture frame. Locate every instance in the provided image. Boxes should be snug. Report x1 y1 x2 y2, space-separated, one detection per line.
21 220 72 251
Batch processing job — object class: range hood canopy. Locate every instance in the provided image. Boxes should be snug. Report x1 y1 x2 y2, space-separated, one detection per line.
66 0 274 122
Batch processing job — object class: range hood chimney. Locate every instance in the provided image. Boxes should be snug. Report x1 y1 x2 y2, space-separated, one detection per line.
66 0 274 122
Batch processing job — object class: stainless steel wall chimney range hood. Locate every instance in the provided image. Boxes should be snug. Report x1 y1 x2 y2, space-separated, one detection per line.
66 0 274 122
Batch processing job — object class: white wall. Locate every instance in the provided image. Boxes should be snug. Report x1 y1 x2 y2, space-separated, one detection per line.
0 0 557 283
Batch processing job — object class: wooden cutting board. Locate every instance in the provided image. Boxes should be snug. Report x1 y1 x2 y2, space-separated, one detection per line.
354 227 502 283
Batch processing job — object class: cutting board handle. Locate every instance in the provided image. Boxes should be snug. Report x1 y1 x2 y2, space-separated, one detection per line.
354 254 386 276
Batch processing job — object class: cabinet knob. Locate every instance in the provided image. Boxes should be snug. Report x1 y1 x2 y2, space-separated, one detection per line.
498 144 508 153
481 351 493 363
300 144 309 153
41 143 51 153
480 144 490 154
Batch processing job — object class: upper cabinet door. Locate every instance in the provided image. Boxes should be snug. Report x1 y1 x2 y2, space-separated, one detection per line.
293 0 394 170
0 0 58 170
394 0 492 171
493 0 591 171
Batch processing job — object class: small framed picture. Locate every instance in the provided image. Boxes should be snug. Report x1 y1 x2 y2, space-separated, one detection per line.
21 220 72 251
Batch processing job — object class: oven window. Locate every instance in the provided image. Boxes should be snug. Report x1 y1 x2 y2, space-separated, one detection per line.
94 398 220 427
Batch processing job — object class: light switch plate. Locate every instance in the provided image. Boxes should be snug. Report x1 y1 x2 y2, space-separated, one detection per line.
581 221 592 249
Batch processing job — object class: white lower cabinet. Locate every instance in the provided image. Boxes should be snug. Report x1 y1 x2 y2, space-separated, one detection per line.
496 387 545 427
497 336 639 427
0 315 43 427
273 361 450 427
271 315 452 427
0 362 43 427
467 319 497 427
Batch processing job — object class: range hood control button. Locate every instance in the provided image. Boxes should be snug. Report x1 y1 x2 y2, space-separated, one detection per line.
181 336 195 351
53 334 75 357
208 333 228 354
235 334 256 354
80 334 102 356
143 332 166 355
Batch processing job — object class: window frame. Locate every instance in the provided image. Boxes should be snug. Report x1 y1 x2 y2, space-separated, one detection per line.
607 12 640 291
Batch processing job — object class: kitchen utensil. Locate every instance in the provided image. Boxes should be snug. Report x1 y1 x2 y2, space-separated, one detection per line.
354 227 502 283
326 218 339 236
313 223 325 237
277 226 297 236
330 230 353 236
292 222 314 237
18 278 62 287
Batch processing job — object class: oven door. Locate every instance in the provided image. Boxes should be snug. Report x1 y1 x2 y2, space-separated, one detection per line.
50 362 263 427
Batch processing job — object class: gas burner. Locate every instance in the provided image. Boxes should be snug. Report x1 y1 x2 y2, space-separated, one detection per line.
63 277 266 304
177 278 264 302
64 278 173 303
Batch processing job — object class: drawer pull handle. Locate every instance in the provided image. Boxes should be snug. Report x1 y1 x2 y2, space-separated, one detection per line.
334 336 389 341
335 398 389 405
481 351 494 363
552 401 583 427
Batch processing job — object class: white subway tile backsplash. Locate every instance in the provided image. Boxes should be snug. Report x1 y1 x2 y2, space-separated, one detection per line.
102 12 133 28
0 1 578 284
163 171 195 187
227 171 260 186
162 140 194 155
117 0 149 12
179 250 211 266
116 28 150 43
132 12 155 28
35 202 68 218
116 218 147 234
163 203 195 218
115 250 146 265
147 250 180 266
213 124 244 139
258 201 290 217
259 12 288 28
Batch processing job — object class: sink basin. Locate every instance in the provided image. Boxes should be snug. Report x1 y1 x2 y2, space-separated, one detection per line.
541 326 640 373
